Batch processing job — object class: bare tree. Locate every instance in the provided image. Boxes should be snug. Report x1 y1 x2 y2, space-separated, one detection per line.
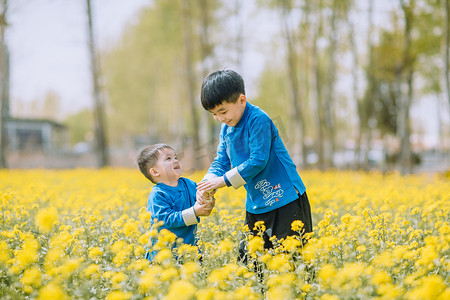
444 0 450 110
311 0 326 170
86 0 109 167
398 0 415 174
280 1 307 167
0 0 8 169
181 0 202 169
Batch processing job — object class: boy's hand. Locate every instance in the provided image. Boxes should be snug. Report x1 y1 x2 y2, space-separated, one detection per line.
197 177 226 192
194 199 215 216
196 189 215 205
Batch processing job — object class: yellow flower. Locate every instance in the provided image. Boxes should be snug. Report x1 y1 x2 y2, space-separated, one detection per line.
217 238 234 253
88 246 103 260
282 236 302 252
181 261 201 278
370 270 391 286
0 240 11 264
266 286 293 300
377 283 403 299
248 236 264 257
318 264 336 286
83 264 101 279
164 280 195 300
113 249 130 267
37 282 68 300
196 287 216 300
10 235 39 274
415 245 439 267
291 220 304 231
160 267 178 282
20 266 42 287
105 291 132 300
253 221 266 233
111 240 128 254
267 254 292 272
123 219 140 238
267 273 296 288
406 275 446 300
154 248 173 264
372 251 395 268
35 207 59 233
139 265 163 293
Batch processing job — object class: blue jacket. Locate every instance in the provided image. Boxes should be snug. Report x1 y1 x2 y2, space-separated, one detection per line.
146 177 199 259
205 103 306 214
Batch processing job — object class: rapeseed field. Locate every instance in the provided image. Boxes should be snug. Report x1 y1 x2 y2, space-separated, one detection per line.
0 169 449 299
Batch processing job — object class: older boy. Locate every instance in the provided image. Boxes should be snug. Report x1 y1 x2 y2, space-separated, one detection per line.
137 143 214 260
197 70 312 258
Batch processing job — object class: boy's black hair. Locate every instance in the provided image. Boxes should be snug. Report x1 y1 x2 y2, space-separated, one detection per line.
201 69 246 111
136 143 174 184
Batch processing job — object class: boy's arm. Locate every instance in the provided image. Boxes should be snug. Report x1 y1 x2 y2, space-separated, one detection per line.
198 116 272 191
223 115 272 189
203 125 231 180
152 192 199 227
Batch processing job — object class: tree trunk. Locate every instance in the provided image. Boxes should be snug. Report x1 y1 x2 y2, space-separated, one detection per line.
348 11 360 168
362 0 375 170
0 0 8 169
86 0 109 167
324 0 338 167
181 0 201 169
281 3 306 167
444 0 450 110
398 0 414 174
312 2 325 170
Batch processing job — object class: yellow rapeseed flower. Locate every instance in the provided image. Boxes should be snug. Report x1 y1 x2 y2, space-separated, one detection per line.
0 240 11 265
88 246 103 261
37 282 68 300
105 291 132 300
83 263 101 279
35 207 59 233
248 236 264 257
164 280 196 300
20 266 42 287
267 254 292 272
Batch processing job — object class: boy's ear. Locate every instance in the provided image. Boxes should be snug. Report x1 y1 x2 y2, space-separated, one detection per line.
239 94 247 105
149 167 159 178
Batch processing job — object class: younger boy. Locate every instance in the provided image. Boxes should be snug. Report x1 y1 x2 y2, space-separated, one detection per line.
197 70 312 258
137 143 214 260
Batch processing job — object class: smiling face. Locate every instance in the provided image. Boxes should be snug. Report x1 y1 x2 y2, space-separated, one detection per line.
209 94 247 127
149 148 182 186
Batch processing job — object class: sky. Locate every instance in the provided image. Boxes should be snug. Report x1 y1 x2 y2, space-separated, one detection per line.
5 0 448 148
7 0 150 114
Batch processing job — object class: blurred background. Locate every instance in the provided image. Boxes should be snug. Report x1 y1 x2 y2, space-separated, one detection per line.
0 0 449 174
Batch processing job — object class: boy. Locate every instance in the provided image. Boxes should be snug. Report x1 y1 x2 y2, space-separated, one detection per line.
137 143 214 260
197 69 312 259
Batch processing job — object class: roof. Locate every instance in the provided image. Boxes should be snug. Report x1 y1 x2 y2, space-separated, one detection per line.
7 117 66 129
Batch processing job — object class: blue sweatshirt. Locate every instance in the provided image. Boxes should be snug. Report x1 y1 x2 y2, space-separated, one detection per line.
205 103 306 214
146 177 199 259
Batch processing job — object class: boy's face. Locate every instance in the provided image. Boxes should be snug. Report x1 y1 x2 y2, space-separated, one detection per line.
150 148 182 185
209 94 247 127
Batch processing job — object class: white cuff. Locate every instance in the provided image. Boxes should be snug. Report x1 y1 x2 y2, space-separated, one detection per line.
225 167 246 189
182 207 198 226
202 173 217 181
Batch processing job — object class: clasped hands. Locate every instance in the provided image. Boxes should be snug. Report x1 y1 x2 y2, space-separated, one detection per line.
195 176 226 216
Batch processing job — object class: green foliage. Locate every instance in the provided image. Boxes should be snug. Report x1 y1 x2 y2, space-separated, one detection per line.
63 109 92 146
102 1 186 145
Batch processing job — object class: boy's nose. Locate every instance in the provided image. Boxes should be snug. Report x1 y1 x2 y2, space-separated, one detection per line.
217 116 225 123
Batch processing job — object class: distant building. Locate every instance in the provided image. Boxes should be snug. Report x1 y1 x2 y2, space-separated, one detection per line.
5 118 67 152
